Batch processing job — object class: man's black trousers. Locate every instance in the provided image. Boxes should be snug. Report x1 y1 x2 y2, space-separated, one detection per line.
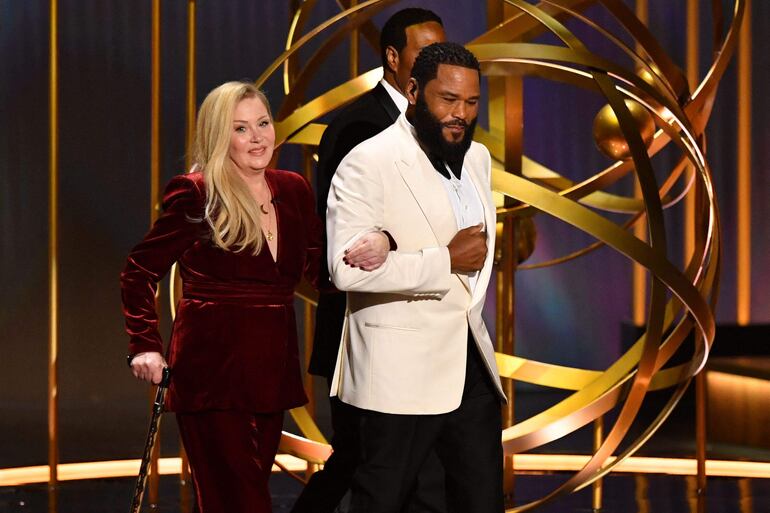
348 334 504 513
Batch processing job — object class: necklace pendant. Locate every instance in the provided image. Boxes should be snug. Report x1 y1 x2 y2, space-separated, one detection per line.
266 230 274 241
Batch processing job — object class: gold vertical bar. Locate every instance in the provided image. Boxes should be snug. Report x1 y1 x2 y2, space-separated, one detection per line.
632 0 648 327
592 417 604 510
695 371 707 497
486 0 503 29
499 219 516 500
501 73 523 500
150 0 161 223
503 77 523 180
48 0 59 506
738 478 753 513
178 0 196 506
185 0 197 168
349 0 358 79
631 187 646 326
304 302 316 415
736 0 752 325
302 147 316 419
684 0 699 267
634 475 650 513
486 0 505 137
487 2 520 136
488 3 522 503
685 475 698 513
147 0 163 507
686 1 708 502
635 0 647 24
303 148 317 479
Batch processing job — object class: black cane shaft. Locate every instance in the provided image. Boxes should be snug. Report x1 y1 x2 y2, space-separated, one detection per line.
129 367 171 513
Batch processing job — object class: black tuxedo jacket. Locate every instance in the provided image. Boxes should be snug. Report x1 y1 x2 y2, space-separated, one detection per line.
309 82 401 380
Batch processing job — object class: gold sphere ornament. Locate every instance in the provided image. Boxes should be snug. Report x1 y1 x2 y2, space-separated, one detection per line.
516 216 537 264
636 65 659 88
239 0 744 509
592 99 656 161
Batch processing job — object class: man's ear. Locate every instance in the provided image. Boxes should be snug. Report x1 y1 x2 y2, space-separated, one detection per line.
384 46 399 75
405 78 419 105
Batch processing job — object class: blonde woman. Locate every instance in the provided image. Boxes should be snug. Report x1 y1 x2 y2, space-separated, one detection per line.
121 81 389 512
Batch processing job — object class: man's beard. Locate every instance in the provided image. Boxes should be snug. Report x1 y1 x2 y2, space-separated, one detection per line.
412 94 477 165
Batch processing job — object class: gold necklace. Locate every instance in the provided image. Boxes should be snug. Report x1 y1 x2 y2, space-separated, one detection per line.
260 200 275 241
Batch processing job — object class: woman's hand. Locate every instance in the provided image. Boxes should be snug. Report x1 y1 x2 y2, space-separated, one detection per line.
130 352 168 385
343 231 390 271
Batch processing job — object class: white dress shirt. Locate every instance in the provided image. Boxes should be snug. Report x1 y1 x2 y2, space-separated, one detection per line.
402 113 486 292
439 166 485 292
380 78 409 114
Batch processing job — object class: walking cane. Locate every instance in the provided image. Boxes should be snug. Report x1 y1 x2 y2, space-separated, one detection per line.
129 366 171 513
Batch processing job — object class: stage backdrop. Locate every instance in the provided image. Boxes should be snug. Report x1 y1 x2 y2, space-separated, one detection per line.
1 0 768 467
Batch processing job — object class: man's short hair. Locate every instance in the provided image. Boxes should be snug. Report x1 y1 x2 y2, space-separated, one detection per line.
380 8 443 68
410 42 481 89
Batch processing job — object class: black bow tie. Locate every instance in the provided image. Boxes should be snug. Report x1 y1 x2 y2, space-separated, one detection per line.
425 152 463 180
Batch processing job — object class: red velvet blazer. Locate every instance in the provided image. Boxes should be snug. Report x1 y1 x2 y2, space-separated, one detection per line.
120 170 322 413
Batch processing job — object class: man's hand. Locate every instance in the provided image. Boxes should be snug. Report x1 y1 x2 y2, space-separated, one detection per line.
344 231 390 271
448 224 487 273
130 352 167 385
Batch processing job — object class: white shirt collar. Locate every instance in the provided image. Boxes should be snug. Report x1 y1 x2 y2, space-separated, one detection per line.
379 78 409 114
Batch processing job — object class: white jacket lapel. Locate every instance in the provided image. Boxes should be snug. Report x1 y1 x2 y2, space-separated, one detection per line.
393 115 458 246
465 145 496 309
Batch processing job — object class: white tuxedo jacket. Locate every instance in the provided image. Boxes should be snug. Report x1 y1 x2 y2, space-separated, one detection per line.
326 113 506 414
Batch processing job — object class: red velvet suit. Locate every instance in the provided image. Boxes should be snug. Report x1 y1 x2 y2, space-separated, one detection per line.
121 169 322 512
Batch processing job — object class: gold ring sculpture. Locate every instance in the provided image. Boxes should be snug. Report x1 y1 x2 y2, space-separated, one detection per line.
168 1 743 510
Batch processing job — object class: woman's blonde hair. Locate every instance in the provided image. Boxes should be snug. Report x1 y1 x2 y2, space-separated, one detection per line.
192 81 273 255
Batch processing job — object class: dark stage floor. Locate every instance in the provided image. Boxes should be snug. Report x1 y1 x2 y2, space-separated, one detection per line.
1 472 769 513
3 388 770 512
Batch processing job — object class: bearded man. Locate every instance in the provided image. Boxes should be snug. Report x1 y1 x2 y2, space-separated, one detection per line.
326 42 506 513
294 8 447 513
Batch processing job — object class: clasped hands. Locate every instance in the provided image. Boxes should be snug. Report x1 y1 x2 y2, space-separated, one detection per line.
344 225 487 273
342 230 392 271
130 228 487 385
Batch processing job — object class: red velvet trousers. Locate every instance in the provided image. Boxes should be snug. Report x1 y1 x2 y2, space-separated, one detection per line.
176 410 284 513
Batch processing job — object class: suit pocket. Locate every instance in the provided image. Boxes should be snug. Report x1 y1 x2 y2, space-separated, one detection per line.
364 322 418 332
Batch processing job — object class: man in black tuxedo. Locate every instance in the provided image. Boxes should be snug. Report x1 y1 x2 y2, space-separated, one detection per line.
291 8 446 513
